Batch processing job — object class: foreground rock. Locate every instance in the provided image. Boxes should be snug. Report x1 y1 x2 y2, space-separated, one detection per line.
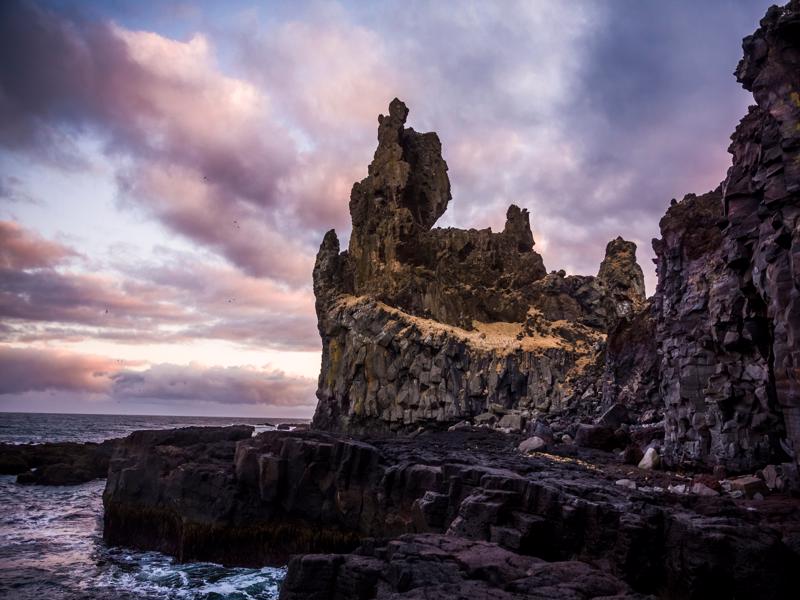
103 427 800 598
0 439 117 484
279 534 650 600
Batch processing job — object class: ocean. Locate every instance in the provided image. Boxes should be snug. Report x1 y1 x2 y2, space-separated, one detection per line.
0 412 297 600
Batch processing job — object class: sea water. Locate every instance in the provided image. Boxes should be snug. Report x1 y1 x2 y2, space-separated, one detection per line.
0 413 292 600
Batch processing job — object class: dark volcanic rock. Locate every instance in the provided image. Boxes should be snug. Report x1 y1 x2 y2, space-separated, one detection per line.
312 99 649 434
312 296 607 435
101 4 800 600
279 534 650 600
103 427 800 598
652 0 800 473
0 439 117 485
346 97 548 328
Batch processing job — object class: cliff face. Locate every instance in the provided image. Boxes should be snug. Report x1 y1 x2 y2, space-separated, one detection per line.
653 2 800 472
313 2 800 475
312 101 648 434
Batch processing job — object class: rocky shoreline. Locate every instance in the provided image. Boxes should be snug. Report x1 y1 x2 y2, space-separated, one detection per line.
100 425 799 598
0 438 117 485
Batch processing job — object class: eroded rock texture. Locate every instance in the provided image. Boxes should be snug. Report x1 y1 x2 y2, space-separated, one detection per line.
102 427 799 599
279 534 649 600
653 2 800 472
313 100 648 434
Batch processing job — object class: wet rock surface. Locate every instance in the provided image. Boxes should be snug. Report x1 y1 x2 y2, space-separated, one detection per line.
103 427 800 598
0 439 118 484
279 534 651 600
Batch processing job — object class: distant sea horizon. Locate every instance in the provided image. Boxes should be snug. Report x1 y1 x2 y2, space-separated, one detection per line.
0 411 311 445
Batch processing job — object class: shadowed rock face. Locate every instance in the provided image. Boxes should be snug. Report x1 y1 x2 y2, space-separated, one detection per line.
313 100 648 434
102 427 800 599
346 97 549 327
279 534 646 600
653 1 800 472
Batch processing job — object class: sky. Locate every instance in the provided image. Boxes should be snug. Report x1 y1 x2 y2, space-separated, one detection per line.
0 0 774 417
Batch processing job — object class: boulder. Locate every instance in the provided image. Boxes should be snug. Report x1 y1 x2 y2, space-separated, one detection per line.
729 475 767 499
638 448 660 470
518 436 547 453
691 483 719 497
497 412 525 432
622 444 644 466
597 403 630 429
575 424 617 451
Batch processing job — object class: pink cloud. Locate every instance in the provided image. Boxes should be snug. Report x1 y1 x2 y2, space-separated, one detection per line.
0 345 316 407
0 220 79 269
0 221 319 351
0 346 118 394
111 362 316 407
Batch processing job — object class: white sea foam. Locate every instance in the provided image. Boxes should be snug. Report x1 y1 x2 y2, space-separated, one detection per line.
0 411 294 599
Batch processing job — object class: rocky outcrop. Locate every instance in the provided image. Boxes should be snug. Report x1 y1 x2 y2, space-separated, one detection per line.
313 100 649 434
312 1 800 480
279 534 650 600
345 98 548 328
652 1 800 473
102 426 800 598
0 439 118 485
312 295 605 435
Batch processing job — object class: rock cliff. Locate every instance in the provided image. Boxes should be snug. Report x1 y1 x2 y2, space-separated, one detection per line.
314 1 800 482
653 2 800 473
313 101 648 434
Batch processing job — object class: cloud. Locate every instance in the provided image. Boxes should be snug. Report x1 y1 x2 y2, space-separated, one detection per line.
112 362 316 407
0 219 79 269
0 346 118 394
0 345 316 407
0 221 318 351
0 0 314 283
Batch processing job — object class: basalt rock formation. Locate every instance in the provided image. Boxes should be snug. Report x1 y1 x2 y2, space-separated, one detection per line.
102 426 799 598
313 100 649 435
279 534 649 600
652 2 800 473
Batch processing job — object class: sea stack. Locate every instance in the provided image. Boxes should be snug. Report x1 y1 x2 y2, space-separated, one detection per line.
311 99 649 435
